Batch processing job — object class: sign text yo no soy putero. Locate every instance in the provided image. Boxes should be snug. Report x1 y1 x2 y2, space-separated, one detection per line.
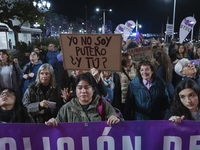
67 36 112 47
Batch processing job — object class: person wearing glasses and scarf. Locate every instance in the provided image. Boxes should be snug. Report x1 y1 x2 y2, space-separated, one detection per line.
175 58 200 87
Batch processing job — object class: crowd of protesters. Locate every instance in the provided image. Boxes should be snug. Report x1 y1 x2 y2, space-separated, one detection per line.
0 37 200 126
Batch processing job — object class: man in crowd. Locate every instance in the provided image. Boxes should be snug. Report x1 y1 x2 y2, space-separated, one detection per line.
46 44 60 77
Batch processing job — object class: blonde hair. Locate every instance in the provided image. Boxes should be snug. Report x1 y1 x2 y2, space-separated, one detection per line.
35 63 56 88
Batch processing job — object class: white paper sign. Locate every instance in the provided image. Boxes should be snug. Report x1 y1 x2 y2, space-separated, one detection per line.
179 16 196 43
114 24 125 39
123 20 135 41
166 24 173 35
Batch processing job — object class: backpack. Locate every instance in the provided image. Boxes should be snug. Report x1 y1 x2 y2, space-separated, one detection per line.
98 96 124 121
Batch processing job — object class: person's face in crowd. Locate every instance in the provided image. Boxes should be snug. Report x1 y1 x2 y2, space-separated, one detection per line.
126 55 132 67
72 70 83 78
0 89 15 110
30 52 39 62
25 52 31 57
179 88 199 112
0 52 8 62
196 48 200 58
188 44 193 50
151 42 157 47
102 71 112 78
34 48 40 53
181 61 196 77
76 80 94 105
39 68 51 86
140 65 153 80
175 44 179 50
48 44 55 51
178 45 185 54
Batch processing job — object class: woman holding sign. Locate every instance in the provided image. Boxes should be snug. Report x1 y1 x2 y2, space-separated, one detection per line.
124 60 170 120
165 79 200 123
45 72 121 126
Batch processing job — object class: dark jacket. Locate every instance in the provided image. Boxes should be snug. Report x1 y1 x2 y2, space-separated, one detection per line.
182 75 200 87
46 50 60 69
124 76 170 120
156 65 174 101
23 82 63 123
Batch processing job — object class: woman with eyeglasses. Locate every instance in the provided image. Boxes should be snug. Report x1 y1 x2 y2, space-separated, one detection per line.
124 60 170 120
0 88 32 123
164 79 200 123
174 58 200 87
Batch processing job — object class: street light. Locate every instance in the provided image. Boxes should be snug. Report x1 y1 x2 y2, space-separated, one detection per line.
135 20 142 32
96 8 112 34
33 0 51 12
172 0 176 39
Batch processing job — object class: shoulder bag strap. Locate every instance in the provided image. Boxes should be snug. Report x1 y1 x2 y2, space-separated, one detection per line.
122 68 132 81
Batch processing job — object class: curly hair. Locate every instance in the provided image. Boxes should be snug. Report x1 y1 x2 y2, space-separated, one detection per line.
171 79 200 120
136 60 156 81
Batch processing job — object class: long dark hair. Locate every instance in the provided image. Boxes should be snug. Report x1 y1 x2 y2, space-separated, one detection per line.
0 88 30 123
153 49 171 84
172 79 200 120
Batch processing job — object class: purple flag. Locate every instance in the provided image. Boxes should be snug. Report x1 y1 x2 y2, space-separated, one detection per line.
136 30 141 42
0 121 200 150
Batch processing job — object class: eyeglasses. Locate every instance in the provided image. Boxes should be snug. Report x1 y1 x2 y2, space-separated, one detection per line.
0 91 14 97
182 62 195 68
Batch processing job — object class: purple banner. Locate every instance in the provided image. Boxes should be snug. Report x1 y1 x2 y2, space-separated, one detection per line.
1 121 200 150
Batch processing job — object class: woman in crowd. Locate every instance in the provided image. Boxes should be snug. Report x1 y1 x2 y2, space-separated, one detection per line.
118 53 137 113
172 44 188 87
187 42 194 60
152 49 174 100
174 58 200 86
165 79 200 123
0 88 31 123
194 47 200 59
34 47 45 63
45 72 120 126
175 44 189 60
61 68 107 102
21 51 42 97
124 60 170 120
0 50 22 96
23 63 63 123
100 71 121 109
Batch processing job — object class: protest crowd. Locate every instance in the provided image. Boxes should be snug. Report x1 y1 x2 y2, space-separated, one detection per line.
1 37 200 126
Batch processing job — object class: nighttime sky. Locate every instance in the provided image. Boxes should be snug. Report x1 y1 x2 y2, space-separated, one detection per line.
51 0 200 37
